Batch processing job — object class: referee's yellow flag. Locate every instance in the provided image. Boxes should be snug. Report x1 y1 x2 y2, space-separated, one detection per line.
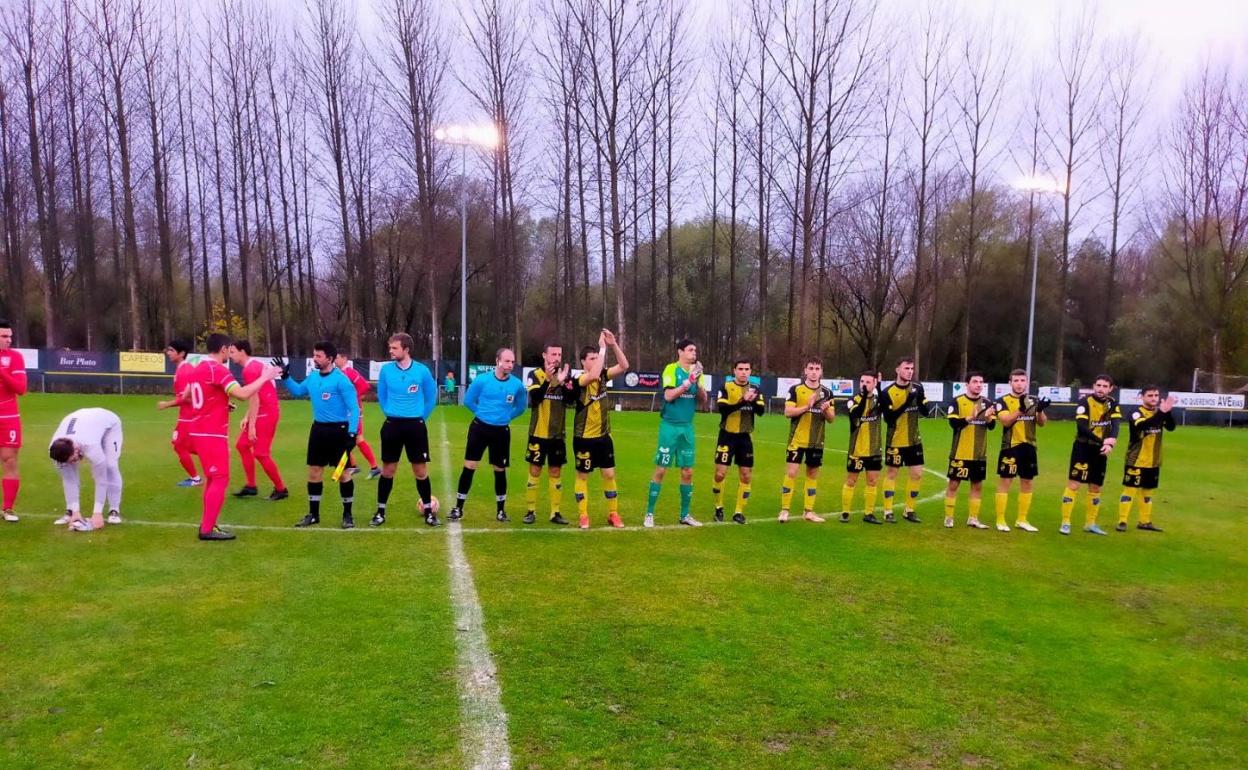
330 451 350 482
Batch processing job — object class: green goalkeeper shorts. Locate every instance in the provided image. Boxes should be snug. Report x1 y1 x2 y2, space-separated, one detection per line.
654 421 696 468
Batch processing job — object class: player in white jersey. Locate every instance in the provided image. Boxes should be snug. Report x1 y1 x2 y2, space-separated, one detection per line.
47 408 124 532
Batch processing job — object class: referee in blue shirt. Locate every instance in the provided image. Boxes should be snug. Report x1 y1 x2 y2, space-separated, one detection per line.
449 348 527 522
275 341 362 528
371 333 438 527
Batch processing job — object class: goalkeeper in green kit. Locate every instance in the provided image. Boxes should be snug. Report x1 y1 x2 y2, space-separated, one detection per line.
645 339 706 527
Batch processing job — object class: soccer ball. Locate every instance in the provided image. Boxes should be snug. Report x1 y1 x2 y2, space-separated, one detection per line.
427 495 440 514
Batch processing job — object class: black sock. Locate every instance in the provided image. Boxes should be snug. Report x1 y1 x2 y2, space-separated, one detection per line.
495 470 507 513
377 475 394 509
416 476 433 511
456 468 475 506
340 479 354 518
308 481 323 518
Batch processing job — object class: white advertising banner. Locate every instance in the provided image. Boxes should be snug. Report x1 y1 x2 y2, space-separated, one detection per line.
1038 386 1071 402
922 381 945 403
1166 391 1243 409
14 347 39 369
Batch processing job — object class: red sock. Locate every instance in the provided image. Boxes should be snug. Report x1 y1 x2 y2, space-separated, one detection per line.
356 439 378 469
2 477 17 510
200 476 228 533
238 445 257 487
257 455 285 491
176 449 199 478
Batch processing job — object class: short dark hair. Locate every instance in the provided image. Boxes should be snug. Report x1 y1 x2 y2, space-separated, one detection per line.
804 356 822 368
313 340 337 360
232 339 252 356
733 358 752 368
897 356 915 366
1009 368 1027 378
49 437 75 463
860 369 877 378
335 348 350 359
0 319 10 330
676 338 696 351
967 370 985 381
542 342 562 354
579 345 597 364
167 338 191 355
205 333 231 354
1094 373 1114 386
1141 384 1161 395
389 333 414 352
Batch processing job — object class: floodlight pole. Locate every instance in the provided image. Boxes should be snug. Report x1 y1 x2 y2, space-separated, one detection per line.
1025 222 1040 382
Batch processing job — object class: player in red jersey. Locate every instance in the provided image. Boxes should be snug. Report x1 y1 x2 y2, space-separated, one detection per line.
335 351 381 479
186 333 281 541
229 340 289 500
156 339 202 487
0 319 27 521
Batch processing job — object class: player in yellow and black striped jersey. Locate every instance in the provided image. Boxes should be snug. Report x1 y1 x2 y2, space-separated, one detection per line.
943 372 997 529
1117 386 1176 532
991 369 1050 533
881 357 928 522
522 344 574 525
711 358 765 524
1060 374 1123 536
569 330 630 529
841 371 887 525
778 358 835 523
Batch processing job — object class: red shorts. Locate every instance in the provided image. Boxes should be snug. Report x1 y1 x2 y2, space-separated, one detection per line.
0 417 21 448
172 421 196 455
192 435 231 479
235 414 279 456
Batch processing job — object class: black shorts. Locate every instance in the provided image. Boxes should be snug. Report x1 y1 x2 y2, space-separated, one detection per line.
380 417 431 464
465 419 511 467
885 444 925 468
1068 443 1108 486
307 422 353 468
786 446 824 468
1122 465 1161 490
846 455 883 473
573 436 615 472
714 431 755 468
947 459 987 482
525 436 567 468
997 444 1039 479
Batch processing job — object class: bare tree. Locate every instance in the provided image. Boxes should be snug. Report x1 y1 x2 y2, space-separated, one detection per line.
137 0 177 342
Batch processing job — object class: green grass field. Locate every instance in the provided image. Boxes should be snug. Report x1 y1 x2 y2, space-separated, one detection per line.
2 393 1246 769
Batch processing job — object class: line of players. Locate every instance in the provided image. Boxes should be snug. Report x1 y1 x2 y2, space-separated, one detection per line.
0 317 1175 539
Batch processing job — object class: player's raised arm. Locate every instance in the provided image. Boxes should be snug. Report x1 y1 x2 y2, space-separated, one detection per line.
603 329 629 377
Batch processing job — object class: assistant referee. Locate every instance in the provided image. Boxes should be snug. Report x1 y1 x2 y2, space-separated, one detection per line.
448 348 527 523
371 333 438 527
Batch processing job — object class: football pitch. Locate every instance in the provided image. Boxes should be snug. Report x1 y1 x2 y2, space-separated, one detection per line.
2 394 1246 769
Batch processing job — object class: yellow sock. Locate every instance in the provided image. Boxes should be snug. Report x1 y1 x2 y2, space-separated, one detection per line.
943 494 956 520
882 476 897 512
995 492 1009 526
1017 491 1033 524
1118 487 1138 524
603 477 618 515
969 496 982 522
864 484 877 515
841 483 855 514
549 476 562 515
735 483 751 515
906 475 921 512
1140 493 1153 524
780 473 796 511
1085 494 1101 526
575 477 589 517
804 479 818 513
525 477 539 512
712 483 725 509
1061 492 1075 525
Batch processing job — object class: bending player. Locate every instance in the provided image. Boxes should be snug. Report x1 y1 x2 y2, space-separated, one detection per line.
1061 374 1123 536
157 338 201 487
48 407 125 531
229 340 288 500
1117 386 1175 533
712 358 764 524
0 319 27 521
275 343 362 529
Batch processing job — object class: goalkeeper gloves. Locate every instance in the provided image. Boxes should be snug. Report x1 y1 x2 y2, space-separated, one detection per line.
270 357 290 379
1036 397 1051 413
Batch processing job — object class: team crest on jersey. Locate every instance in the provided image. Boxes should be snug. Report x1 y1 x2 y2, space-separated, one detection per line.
0 356 8 367
1076 406 1086 415
321 392 331 400
506 394 515 403
1132 411 1141 420
408 384 419 393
